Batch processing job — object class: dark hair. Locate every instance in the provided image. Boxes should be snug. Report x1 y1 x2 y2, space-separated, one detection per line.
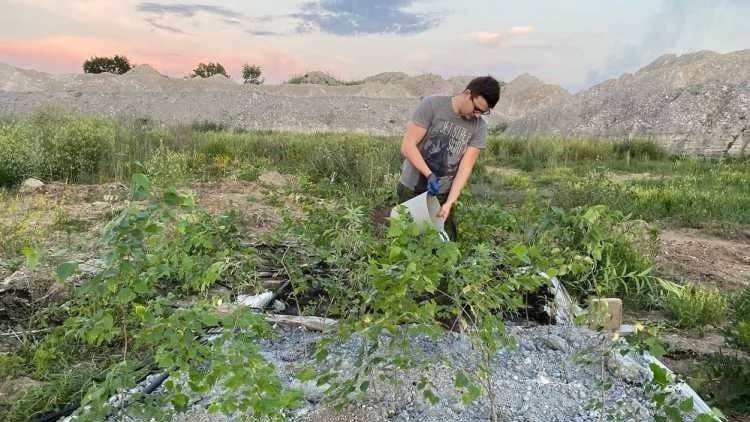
466 76 501 109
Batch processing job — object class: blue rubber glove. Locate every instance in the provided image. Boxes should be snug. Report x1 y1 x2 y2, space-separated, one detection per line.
427 173 440 195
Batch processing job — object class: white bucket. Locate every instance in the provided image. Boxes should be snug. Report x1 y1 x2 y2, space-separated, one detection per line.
390 192 450 242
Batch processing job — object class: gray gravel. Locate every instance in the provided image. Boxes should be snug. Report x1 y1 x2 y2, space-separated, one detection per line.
170 324 656 422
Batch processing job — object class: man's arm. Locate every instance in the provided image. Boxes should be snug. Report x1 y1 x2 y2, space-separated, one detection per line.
400 122 433 178
438 146 480 218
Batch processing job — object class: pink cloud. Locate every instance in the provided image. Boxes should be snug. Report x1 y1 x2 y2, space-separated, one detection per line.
0 36 309 83
463 26 535 47
508 26 534 35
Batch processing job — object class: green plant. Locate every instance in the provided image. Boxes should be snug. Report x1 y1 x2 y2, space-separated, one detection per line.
665 285 728 330
241 64 264 85
693 354 750 415
527 204 664 309
191 121 228 132
725 288 750 351
298 210 545 420
613 139 668 161
83 55 132 74
144 147 192 187
191 62 229 78
619 323 725 422
10 174 298 420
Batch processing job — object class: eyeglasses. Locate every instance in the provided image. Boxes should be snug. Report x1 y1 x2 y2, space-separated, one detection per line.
471 96 491 116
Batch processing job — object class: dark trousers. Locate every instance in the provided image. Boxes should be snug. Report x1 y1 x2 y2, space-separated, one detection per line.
396 183 458 241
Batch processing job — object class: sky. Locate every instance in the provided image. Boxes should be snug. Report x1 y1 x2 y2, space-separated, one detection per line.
0 0 748 92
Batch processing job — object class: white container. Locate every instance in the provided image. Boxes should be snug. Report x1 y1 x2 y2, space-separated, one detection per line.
390 192 450 241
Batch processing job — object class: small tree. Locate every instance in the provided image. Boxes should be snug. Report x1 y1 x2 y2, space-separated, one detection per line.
83 55 132 74
191 62 229 78
241 64 264 85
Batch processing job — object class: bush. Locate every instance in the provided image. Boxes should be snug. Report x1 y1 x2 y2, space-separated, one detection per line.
191 62 228 78
241 64 264 85
529 204 662 309
0 123 34 186
726 288 750 351
83 55 132 74
613 139 667 161
694 354 750 414
0 112 117 186
191 120 227 132
664 285 728 329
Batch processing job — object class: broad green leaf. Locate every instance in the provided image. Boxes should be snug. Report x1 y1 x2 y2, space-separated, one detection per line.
297 367 316 382
55 262 79 282
679 397 694 412
422 388 439 405
171 392 189 411
454 371 471 388
650 363 668 386
116 288 136 304
461 385 482 405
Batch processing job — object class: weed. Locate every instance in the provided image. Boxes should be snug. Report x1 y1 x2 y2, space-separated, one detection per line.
665 285 728 330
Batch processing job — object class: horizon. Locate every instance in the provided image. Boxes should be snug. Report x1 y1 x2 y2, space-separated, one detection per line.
1 1 749 92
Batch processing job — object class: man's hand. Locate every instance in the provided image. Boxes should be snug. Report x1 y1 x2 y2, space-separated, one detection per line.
427 173 440 195
437 201 453 220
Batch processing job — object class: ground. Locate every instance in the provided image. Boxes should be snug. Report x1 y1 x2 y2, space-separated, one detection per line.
656 229 750 290
2 172 749 420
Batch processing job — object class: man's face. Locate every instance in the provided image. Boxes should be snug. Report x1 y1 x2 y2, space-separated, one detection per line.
459 91 490 121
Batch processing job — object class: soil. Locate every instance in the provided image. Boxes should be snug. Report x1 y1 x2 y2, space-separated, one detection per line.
656 229 750 290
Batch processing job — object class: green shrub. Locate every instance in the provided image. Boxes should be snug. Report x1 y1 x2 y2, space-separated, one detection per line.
190 62 228 78
83 55 132 75
0 123 34 186
613 139 667 161
0 113 116 186
693 354 750 414
665 285 728 330
144 147 192 187
726 288 750 351
528 204 662 309
191 120 227 132
39 117 116 183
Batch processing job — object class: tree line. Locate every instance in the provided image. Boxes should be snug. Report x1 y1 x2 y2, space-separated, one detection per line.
82 55 264 84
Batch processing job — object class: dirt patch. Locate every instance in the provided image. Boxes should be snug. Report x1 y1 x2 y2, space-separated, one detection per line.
610 172 670 183
193 177 302 236
0 376 41 403
258 171 292 188
656 229 750 289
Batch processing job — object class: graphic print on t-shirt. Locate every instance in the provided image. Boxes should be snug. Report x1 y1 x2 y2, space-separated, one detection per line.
420 119 473 178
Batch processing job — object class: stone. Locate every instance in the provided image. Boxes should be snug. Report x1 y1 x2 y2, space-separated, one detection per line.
19 177 44 193
290 379 329 403
588 298 623 332
541 335 569 352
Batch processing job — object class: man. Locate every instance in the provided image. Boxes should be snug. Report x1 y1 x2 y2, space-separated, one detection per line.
397 76 501 240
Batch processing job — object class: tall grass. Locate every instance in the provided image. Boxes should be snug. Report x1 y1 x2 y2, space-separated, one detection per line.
0 109 402 196
2 110 748 228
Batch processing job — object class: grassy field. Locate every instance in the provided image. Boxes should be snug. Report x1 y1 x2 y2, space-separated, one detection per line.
1 110 749 420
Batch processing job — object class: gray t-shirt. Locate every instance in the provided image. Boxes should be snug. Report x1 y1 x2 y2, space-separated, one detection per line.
399 95 487 194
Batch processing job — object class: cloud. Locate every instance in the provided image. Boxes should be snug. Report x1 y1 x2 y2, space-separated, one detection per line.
250 0 442 36
136 3 242 19
463 26 535 47
508 26 534 35
298 0 442 35
245 29 285 36
144 18 186 34
136 2 244 34
585 0 750 86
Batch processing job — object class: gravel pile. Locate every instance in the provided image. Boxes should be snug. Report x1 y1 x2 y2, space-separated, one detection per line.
169 324 658 422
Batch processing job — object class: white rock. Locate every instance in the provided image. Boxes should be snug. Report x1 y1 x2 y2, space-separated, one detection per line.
19 177 44 193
